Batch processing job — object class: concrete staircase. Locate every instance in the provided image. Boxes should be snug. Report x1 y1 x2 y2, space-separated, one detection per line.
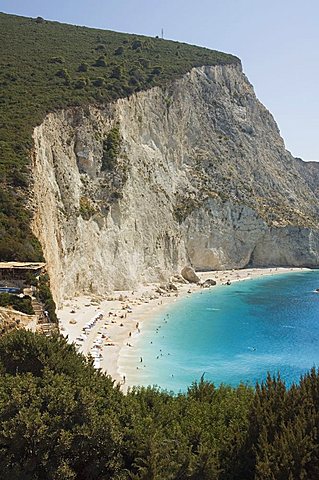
31 298 45 322
31 298 57 336
37 322 58 336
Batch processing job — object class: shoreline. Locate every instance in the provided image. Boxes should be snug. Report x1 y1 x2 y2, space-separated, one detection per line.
57 267 310 390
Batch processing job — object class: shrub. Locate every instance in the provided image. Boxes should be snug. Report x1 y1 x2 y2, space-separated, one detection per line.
152 66 162 75
74 78 87 89
114 46 124 55
94 56 106 67
0 293 34 315
77 62 88 72
129 77 139 86
132 39 142 50
92 77 104 87
101 126 121 171
24 271 38 287
95 44 106 51
10 169 28 188
55 69 67 78
79 196 96 220
138 57 149 68
49 56 65 64
55 68 71 84
110 66 122 80
36 274 57 323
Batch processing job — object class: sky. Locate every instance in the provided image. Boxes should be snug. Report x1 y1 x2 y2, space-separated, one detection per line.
1 0 318 161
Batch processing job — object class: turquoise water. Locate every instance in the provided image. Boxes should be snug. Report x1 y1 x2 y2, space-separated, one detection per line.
119 270 319 391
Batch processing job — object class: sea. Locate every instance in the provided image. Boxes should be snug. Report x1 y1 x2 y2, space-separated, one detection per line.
119 270 319 392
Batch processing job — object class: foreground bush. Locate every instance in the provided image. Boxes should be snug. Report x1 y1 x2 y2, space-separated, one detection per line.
0 330 318 479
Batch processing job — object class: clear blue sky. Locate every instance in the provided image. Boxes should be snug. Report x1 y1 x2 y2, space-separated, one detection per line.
1 0 318 160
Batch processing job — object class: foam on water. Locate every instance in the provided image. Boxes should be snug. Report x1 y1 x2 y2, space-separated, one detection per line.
119 270 319 391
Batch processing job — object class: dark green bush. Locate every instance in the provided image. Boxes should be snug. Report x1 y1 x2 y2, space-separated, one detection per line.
101 126 121 171
36 275 57 323
138 57 150 68
95 43 106 51
55 69 68 78
132 39 142 50
114 46 124 55
110 66 123 79
23 271 38 286
49 56 64 64
92 77 104 87
74 78 87 89
152 66 162 75
0 329 318 480
77 62 88 72
94 56 106 67
0 293 34 315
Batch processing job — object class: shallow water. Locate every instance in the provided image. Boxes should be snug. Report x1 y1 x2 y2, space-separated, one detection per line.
119 270 319 392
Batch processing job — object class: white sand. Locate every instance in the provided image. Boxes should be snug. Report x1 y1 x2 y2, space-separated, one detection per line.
57 267 309 389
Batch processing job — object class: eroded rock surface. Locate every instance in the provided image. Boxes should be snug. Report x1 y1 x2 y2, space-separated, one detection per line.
31 64 319 305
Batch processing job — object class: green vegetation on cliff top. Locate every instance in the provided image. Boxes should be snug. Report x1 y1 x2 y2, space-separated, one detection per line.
0 12 239 262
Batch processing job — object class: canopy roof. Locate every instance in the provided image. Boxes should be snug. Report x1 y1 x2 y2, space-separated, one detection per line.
0 262 46 270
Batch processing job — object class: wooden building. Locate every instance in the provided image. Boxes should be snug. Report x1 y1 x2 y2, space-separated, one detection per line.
0 262 46 286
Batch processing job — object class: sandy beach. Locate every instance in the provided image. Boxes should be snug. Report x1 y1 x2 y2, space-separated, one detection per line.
57 267 309 389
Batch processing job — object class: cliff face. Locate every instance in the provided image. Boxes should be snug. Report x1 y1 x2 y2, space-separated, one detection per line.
31 64 319 305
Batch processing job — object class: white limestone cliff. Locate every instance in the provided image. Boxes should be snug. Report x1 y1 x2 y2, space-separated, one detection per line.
31 64 319 306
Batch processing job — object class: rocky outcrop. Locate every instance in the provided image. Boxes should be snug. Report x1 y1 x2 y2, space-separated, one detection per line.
171 274 188 284
202 279 217 287
31 64 319 306
181 266 200 283
0 307 36 335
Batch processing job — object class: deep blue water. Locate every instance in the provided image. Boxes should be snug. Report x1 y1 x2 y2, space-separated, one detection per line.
119 270 319 392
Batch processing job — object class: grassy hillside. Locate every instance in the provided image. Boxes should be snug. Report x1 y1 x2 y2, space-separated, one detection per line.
0 12 239 262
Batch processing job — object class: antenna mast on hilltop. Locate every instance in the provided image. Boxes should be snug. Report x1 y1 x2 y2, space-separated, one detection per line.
161 28 164 39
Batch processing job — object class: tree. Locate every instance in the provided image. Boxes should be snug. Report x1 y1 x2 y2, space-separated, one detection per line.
115 47 124 56
94 56 106 67
77 63 88 72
